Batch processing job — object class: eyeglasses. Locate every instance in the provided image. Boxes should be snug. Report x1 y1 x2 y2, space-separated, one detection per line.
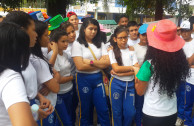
117 36 129 40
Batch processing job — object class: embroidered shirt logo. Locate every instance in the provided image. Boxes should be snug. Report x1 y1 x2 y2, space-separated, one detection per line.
82 87 89 93
186 85 191 92
113 92 119 99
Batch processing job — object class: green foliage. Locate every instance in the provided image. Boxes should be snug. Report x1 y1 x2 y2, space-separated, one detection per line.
116 0 193 20
0 0 22 11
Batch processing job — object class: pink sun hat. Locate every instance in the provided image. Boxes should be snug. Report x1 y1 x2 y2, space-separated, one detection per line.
99 24 111 33
147 19 185 52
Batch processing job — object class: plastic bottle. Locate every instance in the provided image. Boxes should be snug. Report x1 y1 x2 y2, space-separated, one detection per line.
31 104 39 121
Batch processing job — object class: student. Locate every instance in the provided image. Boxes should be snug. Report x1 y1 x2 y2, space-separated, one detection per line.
133 24 148 126
48 29 74 126
117 14 129 26
134 19 190 126
59 21 78 124
127 21 140 46
67 11 79 38
179 20 194 126
3 11 51 119
60 21 76 56
71 18 111 126
0 22 37 126
31 20 60 126
108 26 138 126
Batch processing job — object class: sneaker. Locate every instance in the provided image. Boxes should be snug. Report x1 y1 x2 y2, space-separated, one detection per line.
175 117 184 126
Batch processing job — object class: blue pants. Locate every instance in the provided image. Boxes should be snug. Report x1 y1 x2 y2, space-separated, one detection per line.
55 90 74 126
72 79 78 124
76 72 111 126
184 82 194 126
109 77 136 126
176 81 186 120
30 98 57 126
135 92 144 126
37 111 56 126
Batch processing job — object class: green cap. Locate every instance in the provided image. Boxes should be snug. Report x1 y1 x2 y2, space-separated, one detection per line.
48 14 69 31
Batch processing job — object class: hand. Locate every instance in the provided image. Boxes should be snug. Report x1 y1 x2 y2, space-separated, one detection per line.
133 66 139 75
110 69 117 75
38 104 53 119
39 85 50 96
49 42 58 53
107 46 113 52
83 59 91 65
38 94 51 109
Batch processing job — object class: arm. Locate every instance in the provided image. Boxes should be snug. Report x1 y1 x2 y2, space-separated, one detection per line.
83 55 110 69
36 93 50 109
48 42 58 66
73 57 98 72
133 66 148 96
110 69 134 76
111 63 134 73
8 102 37 126
43 77 60 93
135 80 149 96
59 76 73 84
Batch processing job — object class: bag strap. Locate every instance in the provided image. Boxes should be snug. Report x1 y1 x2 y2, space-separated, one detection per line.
88 46 97 60
88 46 106 75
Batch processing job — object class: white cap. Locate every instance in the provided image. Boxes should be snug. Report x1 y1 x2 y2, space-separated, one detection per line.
180 20 191 30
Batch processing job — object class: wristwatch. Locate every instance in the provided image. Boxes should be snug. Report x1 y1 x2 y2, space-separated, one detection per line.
90 60 94 65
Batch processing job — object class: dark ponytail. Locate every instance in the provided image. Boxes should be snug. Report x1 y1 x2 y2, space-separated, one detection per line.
110 26 128 66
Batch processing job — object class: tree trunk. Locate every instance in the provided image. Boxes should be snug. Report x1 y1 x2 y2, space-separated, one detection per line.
155 0 163 21
46 0 70 17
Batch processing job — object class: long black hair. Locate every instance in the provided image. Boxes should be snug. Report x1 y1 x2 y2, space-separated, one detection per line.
31 20 52 74
144 46 190 98
3 11 33 30
0 22 30 74
110 26 129 66
77 18 102 48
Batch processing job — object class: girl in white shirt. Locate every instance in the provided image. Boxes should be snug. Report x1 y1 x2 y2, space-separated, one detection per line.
0 22 37 126
31 20 60 126
134 19 190 126
60 21 78 124
3 11 51 120
48 28 74 126
67 11 79 37
71 18 111 126
108 26 139 126
133 24 148 126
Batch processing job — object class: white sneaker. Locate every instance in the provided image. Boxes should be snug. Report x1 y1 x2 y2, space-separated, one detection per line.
175 117 184 126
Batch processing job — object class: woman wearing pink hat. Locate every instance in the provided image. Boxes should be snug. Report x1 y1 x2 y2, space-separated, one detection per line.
133 19 190 126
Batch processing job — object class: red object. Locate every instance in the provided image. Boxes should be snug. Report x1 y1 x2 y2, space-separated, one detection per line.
90 60 94 65
28 11 34 14
67 11 77 17
147 19 185 52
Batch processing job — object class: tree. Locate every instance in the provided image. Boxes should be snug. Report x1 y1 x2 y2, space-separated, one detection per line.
117 0 193 21
0 0 109 18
